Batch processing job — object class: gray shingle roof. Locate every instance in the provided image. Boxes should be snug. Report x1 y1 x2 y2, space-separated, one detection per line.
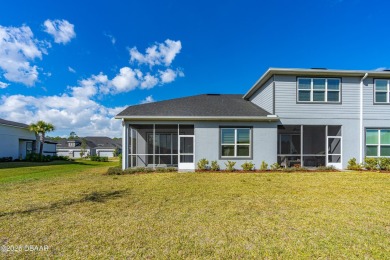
53 137 122 150
0 118 29 128
116 94 270 118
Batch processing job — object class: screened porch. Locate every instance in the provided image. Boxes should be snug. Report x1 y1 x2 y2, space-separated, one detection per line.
128 124 194 168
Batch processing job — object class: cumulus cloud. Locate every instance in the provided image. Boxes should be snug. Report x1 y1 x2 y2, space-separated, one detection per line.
129 39 182 67
0 39 184 137
140 95 155 104
0 90 124 137
140 73 159 89
43 19 76 44
159 68 184 84
0 25 47 86
111 67 139 93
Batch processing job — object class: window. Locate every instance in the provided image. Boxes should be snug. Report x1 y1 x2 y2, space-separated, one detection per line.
297 78 340 103
366 129 390 157
374 79 390 103
221 128 251 158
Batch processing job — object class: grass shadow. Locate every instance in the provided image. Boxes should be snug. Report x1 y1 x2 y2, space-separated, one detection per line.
0 160 100 169
0 189 129 218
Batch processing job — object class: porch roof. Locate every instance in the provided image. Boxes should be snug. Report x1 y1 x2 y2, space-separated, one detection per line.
116 94 276 121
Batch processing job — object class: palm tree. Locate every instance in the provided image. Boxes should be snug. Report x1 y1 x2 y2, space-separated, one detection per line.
29 120 55 158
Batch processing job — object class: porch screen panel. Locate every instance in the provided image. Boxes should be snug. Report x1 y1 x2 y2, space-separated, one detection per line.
302 125 326 167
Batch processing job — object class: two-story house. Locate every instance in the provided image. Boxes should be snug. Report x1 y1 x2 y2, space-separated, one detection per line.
116 68 390 170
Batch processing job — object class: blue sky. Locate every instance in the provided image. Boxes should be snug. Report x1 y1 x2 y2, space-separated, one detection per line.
0 0 389 137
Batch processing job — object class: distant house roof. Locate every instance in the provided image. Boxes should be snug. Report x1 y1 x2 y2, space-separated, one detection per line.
116 94 275 121
0 118 29 128
54 137 122 150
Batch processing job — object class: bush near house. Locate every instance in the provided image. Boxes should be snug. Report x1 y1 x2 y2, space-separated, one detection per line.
224 161 236 171
260 161 268 171
241 161 255 171
364 157 378 170
197 158 209 170
0 157 13 162
90 156 109 162
25 153 70 162
378 157 390 170
210 160 220 171
347 158 363 170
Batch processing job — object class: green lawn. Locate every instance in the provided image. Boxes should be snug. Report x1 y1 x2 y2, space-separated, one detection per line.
0 161 389 259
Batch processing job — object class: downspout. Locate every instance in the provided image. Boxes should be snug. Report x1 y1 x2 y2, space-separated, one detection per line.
360 73 368 163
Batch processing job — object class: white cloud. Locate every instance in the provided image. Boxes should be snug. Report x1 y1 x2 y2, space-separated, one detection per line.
129 39 182 67
140 95 155 104
43 19 76 44
0 81 9 89
104 33 116 45
159 68 184 84
140 73 159 89
68 66 76 73
0 25 47 86
0 89 124 137
0 39 184 137
110 67 139 93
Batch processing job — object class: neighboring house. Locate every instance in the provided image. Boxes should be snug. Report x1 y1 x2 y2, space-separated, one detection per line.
55 137 121 158
0 118 57 159
116 68 390 170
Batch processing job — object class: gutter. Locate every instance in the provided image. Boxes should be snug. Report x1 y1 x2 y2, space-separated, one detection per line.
115 115 280 122
360 73 368 164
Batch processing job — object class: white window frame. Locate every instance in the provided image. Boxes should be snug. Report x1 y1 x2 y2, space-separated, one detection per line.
220 128 251 158
297 78 341 103
374 79 390 104
366 129 390 157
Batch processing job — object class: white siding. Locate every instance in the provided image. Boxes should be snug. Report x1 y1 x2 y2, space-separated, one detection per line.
0 124 35 159
97 150 114 157
250 77 274 114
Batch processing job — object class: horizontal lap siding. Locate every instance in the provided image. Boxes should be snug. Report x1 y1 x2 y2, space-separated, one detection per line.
274 75 360 119
250 78 274 114
363 78 390 121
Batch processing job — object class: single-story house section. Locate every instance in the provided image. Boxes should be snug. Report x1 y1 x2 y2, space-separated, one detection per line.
0 118 57 160
116 68 390 171
55 137 121 158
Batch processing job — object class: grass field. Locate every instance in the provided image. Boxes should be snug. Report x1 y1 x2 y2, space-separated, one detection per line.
0 161 389 259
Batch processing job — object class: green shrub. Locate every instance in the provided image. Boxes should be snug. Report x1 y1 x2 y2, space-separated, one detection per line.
210 160 220 171
364 157 378 170
224 161 236 171
197 158 209 170
106 167 123 175
270 162 281 170
119 154 122 167
347 158 363 170
25 153 53 162
155 167 177 173
90 155 109 162
0 157 13 162
378 157 390 170
123 168 138 174
241 161 255 171
259 161 268 170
